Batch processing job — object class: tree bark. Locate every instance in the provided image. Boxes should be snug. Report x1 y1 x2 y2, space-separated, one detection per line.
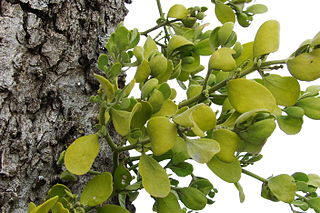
0 0 128 212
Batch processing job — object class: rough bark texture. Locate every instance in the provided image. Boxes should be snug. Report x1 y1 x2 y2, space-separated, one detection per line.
0 0 128 212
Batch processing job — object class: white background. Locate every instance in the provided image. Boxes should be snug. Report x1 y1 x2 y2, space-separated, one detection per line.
123 1 320 212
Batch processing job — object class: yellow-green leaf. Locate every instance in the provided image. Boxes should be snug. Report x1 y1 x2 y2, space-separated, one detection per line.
141 78 159 99
268 174 296 203
35 196 59 213
144 36 158 59
215 3 235 24
51 202 69 213
211 129 240 163
187 85 202 99
218 22 234 45
167 35 194 55
131 101 153 129
149 54 168 77
153 99 177 117
139 154 170 198
167 4 188 19
227 79 279 114
260 74 300 106
147 116 177 156
296 97 320 119
148 89 165 113
173 104 216 137
186 138 220 164
253 20 280 57
98 204 130 213
28 203 37 213
209 48 236 71
64 135 99 175
94 74 115 102
155 192 182 213
80 172 113 207
277 116 303 135
235 42 254 68
110 103 141 136
287 49 320 81
135 60 151 83
177 187 207 210
207 156 241 183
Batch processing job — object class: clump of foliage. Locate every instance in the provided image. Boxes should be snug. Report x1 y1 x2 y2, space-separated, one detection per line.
28 0 320 212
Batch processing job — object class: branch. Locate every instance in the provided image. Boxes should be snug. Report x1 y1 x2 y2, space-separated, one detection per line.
117 138 150 152
178 59 287 108
140 19 179 36
242 168 268 183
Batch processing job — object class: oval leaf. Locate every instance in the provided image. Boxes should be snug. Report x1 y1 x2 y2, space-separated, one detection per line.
155 192 182 213
186 138 220 164
253 20 280 57
268 174 296 203
64 134 99 175
80 172 113 207
207 156 241 183
147 116 177 156
215 3 235 24
139 155 170 198
167 4 188 19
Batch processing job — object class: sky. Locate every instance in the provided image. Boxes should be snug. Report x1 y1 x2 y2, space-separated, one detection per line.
123 1 320 212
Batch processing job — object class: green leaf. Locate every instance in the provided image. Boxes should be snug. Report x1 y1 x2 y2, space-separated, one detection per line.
277 116 303 135
128 28 140 49
111 103 141 136
34 196 59 213
113 25 130 51
149 54 168 77
246 4 268 14
168 162 193 177
171 137 190 164
144 36 158 59
123 79 136 97
195 38 213 56
181 53 200 73
47 184 71 208
308 174 320 188
207 156 241 183
138 154 171 198
167 35 194 55
153 99 177 117
218 22 234 46
296 97 320 119
292 172 309 182
235 42 254 68
97 54 108 72
215 3 235 24
238 119 276 145
253 20 280 57
283 106 304 118
291 200 309 211
187 85 202 99
234 182 245 203
287 49 320 81
94 74 115 102
114 164 133 190
209 27 220 50
227 78 279 114
134 60 151 83
51 202 69 213
148 89 165 113
110 62 122 77
167 4 188 19
131 101 153 129
260 74 300 107
307 197 320 212
211 129 240 163
141 78 159 99
64 134 99 175
177 187 207 210
28 203 37 213
186 138 220 164
98 204 130 213
312 32 320 47
80 172 113 207
268 174 296 203
155 192 182 213
173 103 216 137
147 116 177 156
189 178 213 195
209 48 236 71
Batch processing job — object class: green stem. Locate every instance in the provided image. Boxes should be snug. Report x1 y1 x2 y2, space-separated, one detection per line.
242 168 268 183
141 19 179 36
88 170 101 175
202 68 213 91
117 139 151 152
178 59 287 108
104 131 119 151
155 0 170 44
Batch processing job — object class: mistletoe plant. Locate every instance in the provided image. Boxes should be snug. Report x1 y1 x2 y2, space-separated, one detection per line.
28 0 320 212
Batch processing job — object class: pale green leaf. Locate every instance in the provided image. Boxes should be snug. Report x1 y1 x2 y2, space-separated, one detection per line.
207 156 241 183
186 138 220 164
268 174 296 203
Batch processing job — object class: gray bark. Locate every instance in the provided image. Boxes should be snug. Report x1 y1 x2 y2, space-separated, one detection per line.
0 0 128 212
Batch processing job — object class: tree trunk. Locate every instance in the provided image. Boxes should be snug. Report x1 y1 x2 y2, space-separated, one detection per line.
0 0 129 212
